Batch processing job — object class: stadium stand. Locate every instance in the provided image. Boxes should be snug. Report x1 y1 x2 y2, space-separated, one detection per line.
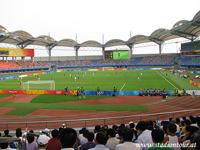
0 54 179 70
0 116 200 150
177 55 200 66
0 61 21 69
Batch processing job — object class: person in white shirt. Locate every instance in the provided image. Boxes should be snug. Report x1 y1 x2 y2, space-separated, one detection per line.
116 127 140 150
135 121 153 150
105 128 119 150
164 122 180 150
60 128 77 150
78 129 89 145
89 132 109 150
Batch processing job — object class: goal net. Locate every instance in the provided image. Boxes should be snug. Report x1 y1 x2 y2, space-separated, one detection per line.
21 80 55 90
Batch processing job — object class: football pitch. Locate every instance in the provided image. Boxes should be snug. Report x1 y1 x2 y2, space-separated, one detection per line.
0 70 198 90
0 69 198 116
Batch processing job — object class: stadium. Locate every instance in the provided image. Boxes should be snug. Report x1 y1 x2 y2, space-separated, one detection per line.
0 1 200 149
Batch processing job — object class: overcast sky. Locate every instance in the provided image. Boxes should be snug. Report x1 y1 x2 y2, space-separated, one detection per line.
0 0 200 56
1 0 199 42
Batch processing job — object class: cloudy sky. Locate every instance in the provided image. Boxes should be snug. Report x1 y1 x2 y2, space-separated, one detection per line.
0 0 200 56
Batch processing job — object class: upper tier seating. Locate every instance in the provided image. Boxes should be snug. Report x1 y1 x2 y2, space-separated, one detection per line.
1 54 200 69
0 61 21 69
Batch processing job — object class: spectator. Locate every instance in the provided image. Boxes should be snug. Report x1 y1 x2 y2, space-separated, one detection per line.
15 128 22 139
180 126 199 144
60 128 77 150
175 118 181 134
190 129 200 150
80 132 95 150
94 125 101 136
189 116 198 127
26 134 38 150
148 128 173 150
88 132 109 150
146 121 154 131
37 129 50 149
3 130 12 137
129 122 138 141
112 125 118 133
46 129 61 150
164 123 180 150
14 128 24 150
78 128 88 146
3 129 16 149
116 127 140 150
0 142 16 150
136 121 153 150
105 128 119 150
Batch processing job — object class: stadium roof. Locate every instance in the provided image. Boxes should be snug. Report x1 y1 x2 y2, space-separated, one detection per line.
104 39 126 47
56 39 78 47
193 10 200 22
80 40 102 48
150 28 179 43
0 25 8 36
30 35 55 46
171 20 200 40
127 35 151 45
1 10 200 49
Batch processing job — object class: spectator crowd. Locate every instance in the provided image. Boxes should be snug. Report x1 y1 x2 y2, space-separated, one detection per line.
0 115 200 150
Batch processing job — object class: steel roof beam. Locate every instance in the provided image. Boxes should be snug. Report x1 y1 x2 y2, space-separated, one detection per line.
171 30 196 41
0 36 8 42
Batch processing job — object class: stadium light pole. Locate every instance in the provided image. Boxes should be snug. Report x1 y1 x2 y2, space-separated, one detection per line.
158 43 164 54
74 45 80 60
102 34 105 61
127 43 133 60
102 46 105 61
47 43 57 61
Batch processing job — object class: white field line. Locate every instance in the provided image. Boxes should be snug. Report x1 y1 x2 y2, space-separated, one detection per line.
120 82 126 91
157 71 179 90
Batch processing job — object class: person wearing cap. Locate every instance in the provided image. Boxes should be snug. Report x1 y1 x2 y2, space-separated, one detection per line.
37 129 50 149
106 128 119 150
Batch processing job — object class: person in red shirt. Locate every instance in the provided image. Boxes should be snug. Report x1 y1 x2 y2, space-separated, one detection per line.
46 129 61 150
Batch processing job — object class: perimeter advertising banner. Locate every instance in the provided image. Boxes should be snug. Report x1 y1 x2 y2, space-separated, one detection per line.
0 89 174 96
0 48 34 57
0 90 77 95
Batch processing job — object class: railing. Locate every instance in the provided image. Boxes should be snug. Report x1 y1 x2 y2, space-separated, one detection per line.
0 109 200 130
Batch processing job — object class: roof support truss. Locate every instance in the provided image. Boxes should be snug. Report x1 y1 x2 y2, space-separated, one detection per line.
171 30 197 41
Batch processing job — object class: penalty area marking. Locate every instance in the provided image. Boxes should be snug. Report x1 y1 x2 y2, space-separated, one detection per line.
157 71 179 90
120 83 126 91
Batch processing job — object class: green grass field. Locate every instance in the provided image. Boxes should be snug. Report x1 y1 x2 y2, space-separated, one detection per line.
31 95 110 103
0 70 198 90
0 69 198 116
0 102 147 115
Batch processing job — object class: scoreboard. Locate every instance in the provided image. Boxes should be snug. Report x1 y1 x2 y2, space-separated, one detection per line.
181 40 200 54
105 51 113 59
105 50 129 60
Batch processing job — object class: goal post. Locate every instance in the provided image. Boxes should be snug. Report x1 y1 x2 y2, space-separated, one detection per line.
22 80 55 90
